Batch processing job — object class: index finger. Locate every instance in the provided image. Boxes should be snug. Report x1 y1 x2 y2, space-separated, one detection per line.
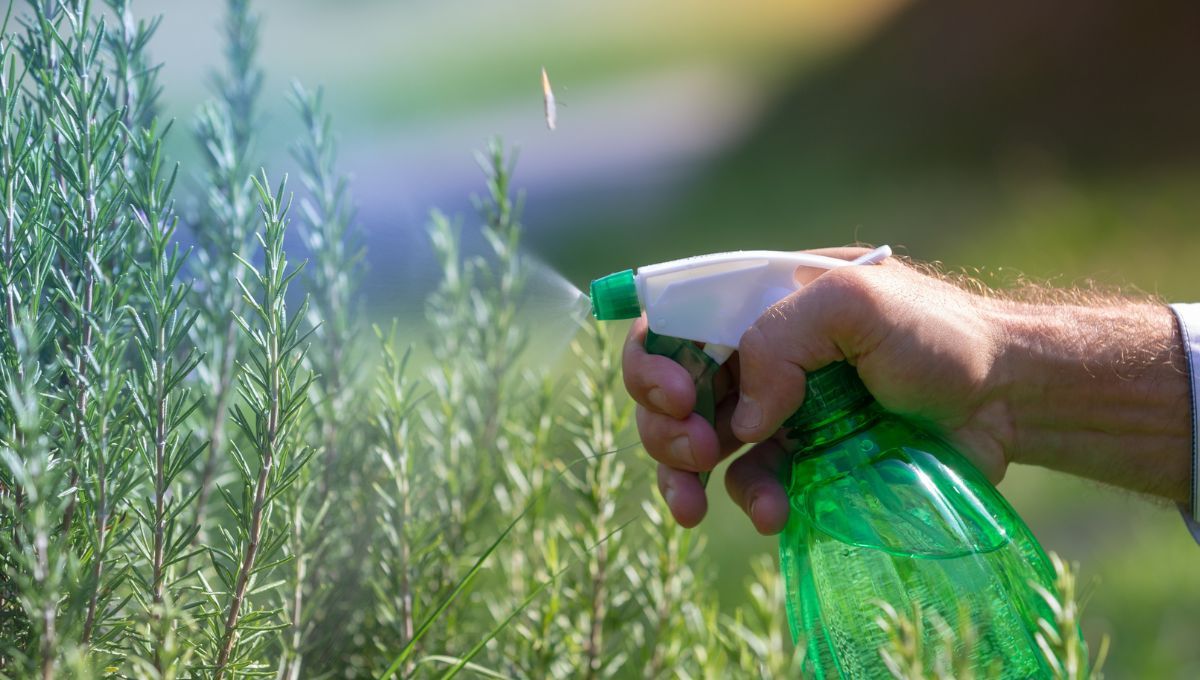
622 316 696 419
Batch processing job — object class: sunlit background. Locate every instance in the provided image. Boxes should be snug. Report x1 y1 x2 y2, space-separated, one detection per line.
145 0 1200 675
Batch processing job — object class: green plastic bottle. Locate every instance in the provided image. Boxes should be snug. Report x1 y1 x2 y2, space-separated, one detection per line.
777 361 1058 678
590 255 1075 677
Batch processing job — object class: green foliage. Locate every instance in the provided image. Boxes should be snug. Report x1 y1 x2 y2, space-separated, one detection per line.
0 1 1107 678
875 600 981 680
189 0 262 553
124 116 203 675
1032 554 1109 680
871 554 1108 680
199 173 315 678
1 322 88 679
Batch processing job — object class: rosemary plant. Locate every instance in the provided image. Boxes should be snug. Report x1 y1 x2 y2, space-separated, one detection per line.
1 11 64 673
368 324 429 677
875 601 979 680
124 122 203 674
717 556 807 678
198 174 314 679
0 322 86 679
278 81 369 678
629 499 711 679
413 139 531 655
40 0 143 651
289 81 364 495
0 17 54 392
1032 554 1109 680
562 320 634 680
104 0 161 250
490 374 569 677
190 0 263 545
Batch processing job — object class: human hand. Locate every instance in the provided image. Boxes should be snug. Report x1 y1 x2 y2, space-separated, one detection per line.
624 248 1190 534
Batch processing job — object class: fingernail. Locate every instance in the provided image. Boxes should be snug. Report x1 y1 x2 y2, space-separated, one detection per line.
669 435 695 468
663 478 677 508
749 494 759 520
734 394 762 430
648 387 669 412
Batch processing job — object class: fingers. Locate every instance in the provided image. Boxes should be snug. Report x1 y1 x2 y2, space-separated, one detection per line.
657 464 706 527
637 407 722 472
623 316 695 418
724 439 791 535
638 392 743 467
732 267 883 443
731 321 811 443
655 427 790 534
633 252 892 535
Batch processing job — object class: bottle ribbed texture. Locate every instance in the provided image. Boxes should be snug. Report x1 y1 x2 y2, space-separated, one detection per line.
783 361 872 432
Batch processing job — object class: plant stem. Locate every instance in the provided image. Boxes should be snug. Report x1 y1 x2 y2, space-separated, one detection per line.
2 120 17 354
59 0 102 543
585 535 608 680
81 454 106 644
397 434 415 677
37 526 55 680
285 502 305 680
213 370 275 678
645 536 679 679
72 0 105 640
212 173 304 679
151 323 168 672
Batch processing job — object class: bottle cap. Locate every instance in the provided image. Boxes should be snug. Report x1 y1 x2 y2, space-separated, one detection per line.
590 269 641 320
783 361 873 431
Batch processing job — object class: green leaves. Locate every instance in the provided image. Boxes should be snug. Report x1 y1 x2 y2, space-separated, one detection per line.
0 320 85 677
204 172 315 679
189 0 265 562
123 85 204 673
1031 554 1109 680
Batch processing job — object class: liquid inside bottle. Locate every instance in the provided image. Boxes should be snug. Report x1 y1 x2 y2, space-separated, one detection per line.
778 363 1067 678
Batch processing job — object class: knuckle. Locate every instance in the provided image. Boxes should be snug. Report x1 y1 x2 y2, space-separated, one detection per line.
813 266 888 326
818 265 874 299
738 321 770 361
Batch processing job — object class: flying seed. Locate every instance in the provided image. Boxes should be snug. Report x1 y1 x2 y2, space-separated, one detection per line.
542 66 557 131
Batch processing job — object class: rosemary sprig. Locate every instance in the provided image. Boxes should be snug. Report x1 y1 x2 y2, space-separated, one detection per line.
0 321 82 679
1032 553 1109 680
564 320 632 680
125 120 204 673
277 81 367 677
206 173 314 679
37 0 139 649
190 0 263 549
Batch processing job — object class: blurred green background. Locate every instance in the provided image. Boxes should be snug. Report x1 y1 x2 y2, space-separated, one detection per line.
145 0 1200 675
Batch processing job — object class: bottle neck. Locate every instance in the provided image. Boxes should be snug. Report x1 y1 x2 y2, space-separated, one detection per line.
777 360 878 454
783 398 883 454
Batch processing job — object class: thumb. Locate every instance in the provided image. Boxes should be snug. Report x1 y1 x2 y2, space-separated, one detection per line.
731 268 878 443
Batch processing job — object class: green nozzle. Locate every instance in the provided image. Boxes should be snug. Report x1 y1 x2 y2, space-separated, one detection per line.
589 269 641 320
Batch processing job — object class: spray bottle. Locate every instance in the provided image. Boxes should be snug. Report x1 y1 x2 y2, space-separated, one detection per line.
589 248 1074 678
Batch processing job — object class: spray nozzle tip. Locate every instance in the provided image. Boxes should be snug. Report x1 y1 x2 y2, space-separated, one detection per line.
589 269 641 320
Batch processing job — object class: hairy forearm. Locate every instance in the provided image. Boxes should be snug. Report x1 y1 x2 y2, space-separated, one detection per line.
990 299 1191 502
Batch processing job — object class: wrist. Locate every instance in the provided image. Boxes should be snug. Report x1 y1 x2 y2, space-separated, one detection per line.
987 298 1191 501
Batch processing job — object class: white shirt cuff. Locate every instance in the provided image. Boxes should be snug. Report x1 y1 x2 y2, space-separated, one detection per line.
1169 302 1200 534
